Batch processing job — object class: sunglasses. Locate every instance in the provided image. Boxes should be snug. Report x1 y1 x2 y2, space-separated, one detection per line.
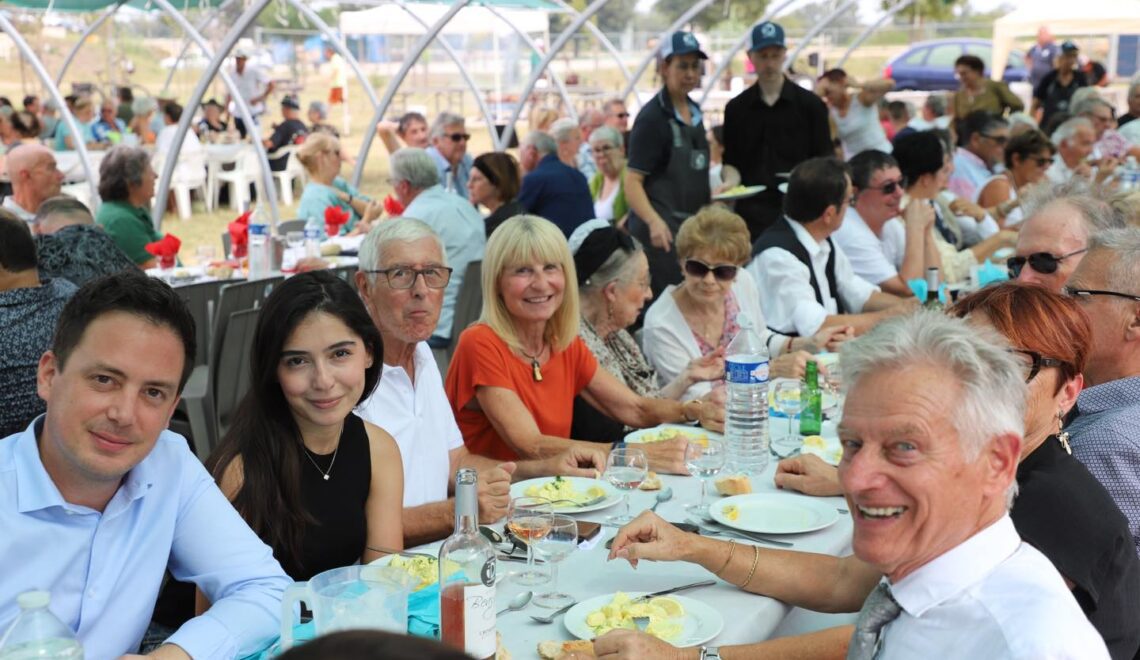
1010 349 1067 383
615 112 630 119
981 133 1010 145
1029 156 1055 167
1006 248 1088 278
447 133 471 142
1063 286 1140 304
864 178 907 196
684 259 738 281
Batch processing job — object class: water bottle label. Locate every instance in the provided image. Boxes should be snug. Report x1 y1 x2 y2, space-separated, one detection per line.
249 224 268 236
726 359 769 384
304 228 320 241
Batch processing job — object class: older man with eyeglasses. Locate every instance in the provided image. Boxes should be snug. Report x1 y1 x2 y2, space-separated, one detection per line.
425 111 474 197
1010 178 1121 291
353 219 605 546
1064 227 1140 556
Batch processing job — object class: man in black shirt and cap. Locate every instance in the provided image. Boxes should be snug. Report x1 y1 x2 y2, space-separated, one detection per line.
722 21 833 242
262 95 308 172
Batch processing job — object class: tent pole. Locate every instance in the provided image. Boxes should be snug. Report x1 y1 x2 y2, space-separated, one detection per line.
56 3 122 88
484 4 576 126
696 0 803 107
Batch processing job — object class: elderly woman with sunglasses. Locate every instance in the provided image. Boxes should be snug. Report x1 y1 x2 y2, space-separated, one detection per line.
642 206 849 402
977 129 1056 229
296 132 383 235
588 126 629 226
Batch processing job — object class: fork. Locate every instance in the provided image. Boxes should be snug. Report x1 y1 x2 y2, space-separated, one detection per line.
544 494 608 507
684 519 795 548
528 600 578 624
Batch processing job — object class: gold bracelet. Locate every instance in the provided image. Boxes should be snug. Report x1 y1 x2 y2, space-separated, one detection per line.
740 544 761 588
713 539 737 577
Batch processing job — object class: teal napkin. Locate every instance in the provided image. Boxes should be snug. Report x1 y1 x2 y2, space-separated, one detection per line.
977 259 1009 287
906 278 948 304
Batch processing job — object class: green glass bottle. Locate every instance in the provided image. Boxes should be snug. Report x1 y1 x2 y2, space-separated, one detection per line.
800 360 822 436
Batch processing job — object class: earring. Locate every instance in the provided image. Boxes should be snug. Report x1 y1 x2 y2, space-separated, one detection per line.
1057 409 1071 455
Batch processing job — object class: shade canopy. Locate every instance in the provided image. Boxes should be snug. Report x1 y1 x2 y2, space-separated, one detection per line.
339 1 555 37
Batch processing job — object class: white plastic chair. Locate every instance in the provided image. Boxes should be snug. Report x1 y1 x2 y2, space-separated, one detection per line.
214 147 264 212
269 145 306 206
168 150 209 220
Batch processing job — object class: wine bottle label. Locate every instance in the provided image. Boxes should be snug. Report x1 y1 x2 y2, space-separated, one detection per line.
463 582 496 657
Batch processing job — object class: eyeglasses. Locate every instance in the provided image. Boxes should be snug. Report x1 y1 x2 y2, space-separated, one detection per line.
1006 248 1088 277
364 266 453 289
591 144 615 155
1029 156 1055 167
1063 286 1140 303
447 133 471 142
1010 349 1067 383
981 133 1010 145
864 177 907 196
684 259 738 281
614 112 630 119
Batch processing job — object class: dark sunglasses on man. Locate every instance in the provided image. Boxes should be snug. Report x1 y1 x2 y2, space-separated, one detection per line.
448 132 471 142
684 259 738 281
862 177 907 196
1006 248 1088 278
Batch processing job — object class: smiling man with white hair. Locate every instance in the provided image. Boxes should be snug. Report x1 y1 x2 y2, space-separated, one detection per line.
425 111 473 196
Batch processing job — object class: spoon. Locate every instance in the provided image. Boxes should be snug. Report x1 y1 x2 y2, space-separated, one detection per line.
650 487 674 512
497 591 533 616
529 599 579 624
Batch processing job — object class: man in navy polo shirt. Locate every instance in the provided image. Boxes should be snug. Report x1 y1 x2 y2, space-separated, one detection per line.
517 130 594 237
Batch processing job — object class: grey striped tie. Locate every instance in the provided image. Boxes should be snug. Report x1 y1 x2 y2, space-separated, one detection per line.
846 581 902 660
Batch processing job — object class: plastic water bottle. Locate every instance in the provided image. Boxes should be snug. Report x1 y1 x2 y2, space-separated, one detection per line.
303 226 321 260
247 204 270 279
304 215 328 243
0 591 83 659
723 314 770 476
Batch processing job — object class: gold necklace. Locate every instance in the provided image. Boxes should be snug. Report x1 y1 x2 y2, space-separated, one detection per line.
519 343 546 382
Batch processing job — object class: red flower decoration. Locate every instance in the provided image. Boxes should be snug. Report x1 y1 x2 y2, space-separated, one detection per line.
324 205 351 237
383 194 404 217
228 212 250 258
145 234 181 268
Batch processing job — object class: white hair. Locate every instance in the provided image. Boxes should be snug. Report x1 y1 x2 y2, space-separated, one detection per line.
1021 178 1122 237
839 311 1026 506
550 117 579 144
389 148 440 191
1007 112 1038 131
429 111 465 140
1071 94 1112 118
524 130 557 155
1088 227 1140 294
1051 116 1094 145
588 125 623 150
358 217 448 284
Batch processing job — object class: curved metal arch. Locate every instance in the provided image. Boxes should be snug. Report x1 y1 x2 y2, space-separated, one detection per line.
161 0 241 97
696 0 804 107
618 0 720 106
56 2 122 88
285 0 380 113
152 0 280 230
547 0 633 94
483 3 575 122
496 0 611 152
352 0 474 187
836 0 916 69
783 0 862 72
0 13 99 205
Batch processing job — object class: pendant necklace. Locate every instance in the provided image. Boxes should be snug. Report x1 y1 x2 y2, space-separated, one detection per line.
304 443 340 481
520 343 546 382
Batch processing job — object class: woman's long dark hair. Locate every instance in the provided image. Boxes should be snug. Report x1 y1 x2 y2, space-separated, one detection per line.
206 271 383 575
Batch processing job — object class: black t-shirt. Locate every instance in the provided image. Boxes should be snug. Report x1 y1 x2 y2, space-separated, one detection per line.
1012 436 1140 660
722 78 832 241
1033 70 1088 128
267 118 308 170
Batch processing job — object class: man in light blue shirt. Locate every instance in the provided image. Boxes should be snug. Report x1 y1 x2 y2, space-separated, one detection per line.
948 111 1009 202
424 111 474 198
0 270 290 659
391 148 485 347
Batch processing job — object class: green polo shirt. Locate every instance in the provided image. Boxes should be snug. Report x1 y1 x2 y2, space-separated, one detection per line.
96 200 162 265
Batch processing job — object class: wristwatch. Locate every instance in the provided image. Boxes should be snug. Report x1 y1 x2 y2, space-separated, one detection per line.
683 399 701 423
699 646 721 660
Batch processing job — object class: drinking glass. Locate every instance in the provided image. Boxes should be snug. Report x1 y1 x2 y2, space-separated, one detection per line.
772 379 804 458
604 447 648 525
507 496 553 586
684 438 726 517
285 231 305 270
196 245 217 266
822 362 844 417
532 515 578 608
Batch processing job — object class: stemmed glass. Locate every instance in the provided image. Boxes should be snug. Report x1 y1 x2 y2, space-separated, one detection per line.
532 514 578 608
507 496 553 586
772 379 804 458
604 447 649 525
822 362 844 418
684 438 726 517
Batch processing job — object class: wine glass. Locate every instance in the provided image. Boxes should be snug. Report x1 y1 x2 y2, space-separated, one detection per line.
195 245 217 266
604 447 648 525
507 496 553 586
772 379 804 458
684 438 726 517
822 361 844 418
532 514 578 608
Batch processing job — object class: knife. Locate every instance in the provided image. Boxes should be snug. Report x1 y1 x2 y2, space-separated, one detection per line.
629 579 716 603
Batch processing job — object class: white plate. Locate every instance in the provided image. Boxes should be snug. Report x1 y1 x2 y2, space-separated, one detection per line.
624 424 724 445
778 182 788 193
712 184 766 201
563 592 723 646
711 493 840 534
510 477 621 513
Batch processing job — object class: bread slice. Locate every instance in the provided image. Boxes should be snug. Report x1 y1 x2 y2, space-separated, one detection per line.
715 474 752 495
638 471 662 491
537 640 596 659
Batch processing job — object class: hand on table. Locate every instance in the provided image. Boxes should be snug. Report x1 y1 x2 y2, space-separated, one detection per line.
607 510 695 568
770 350 816 381
774 454 842 497
698 389 725 434
808 325 854 353
548 445 608 477
594 629 692 659
638 436 688 474
477 462 515 523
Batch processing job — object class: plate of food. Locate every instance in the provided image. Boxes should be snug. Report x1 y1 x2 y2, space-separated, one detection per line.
563 591 723 647
624 424 723 447
712 184 766 201
711 493 840 535
510 476 621 513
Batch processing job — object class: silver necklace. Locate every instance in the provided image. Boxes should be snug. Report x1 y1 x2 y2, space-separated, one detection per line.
303 443 340 481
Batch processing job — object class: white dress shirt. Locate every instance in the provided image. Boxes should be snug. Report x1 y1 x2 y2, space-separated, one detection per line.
748 218 879 337
1046 157 1078 185
226 64 271 117
641 268 787 401
831 207 905 286
878 515 1109 659
355 342 463 508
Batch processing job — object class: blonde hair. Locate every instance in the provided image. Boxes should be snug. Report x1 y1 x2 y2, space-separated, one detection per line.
480 215 580 353
296 132 339 174
529 106 560 133
675 206 752 265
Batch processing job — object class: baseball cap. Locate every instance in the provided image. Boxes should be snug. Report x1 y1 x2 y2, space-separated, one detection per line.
749 21 786 52
660 31 708 60
1060 40 1079 53
234 46 250 58
281 96 300 110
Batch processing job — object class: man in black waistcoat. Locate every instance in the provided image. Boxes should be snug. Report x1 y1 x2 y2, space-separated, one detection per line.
746 157 914 337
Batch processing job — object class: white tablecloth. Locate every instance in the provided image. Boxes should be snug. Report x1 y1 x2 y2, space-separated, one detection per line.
410 462 854 658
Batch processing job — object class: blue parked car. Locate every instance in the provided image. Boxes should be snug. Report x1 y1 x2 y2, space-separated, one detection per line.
884 38 1028 91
